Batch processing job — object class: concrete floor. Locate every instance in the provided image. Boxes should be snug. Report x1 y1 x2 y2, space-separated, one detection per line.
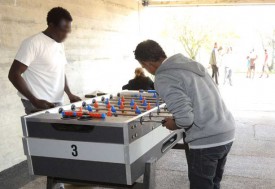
21 74 275 189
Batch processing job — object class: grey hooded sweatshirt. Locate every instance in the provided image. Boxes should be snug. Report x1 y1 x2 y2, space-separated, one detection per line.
154 53 235 149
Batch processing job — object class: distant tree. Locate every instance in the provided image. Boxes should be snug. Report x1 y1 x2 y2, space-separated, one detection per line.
178 25 210 60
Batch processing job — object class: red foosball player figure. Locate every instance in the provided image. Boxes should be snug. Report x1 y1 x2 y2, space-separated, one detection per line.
106 102 111 108
107 111 112 117
133 103 138 110
94 102 99 108
119 102 125 110
147 103 152 110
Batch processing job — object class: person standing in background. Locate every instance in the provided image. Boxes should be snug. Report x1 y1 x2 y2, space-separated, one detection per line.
223 48 233 86
209 42 219 85
246 56 251 78
259 49 269 78
249 49 257 79
216 46 223 76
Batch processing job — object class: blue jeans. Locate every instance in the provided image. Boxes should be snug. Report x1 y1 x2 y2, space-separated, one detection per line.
185 142 233 189
21 99 62 115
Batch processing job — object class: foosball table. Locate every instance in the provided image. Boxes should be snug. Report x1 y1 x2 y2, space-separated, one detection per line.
21 90 185 189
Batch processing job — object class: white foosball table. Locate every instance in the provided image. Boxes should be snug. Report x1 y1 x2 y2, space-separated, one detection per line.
21 90 185 189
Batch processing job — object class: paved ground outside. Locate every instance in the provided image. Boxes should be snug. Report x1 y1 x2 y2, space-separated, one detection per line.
21 73 275 189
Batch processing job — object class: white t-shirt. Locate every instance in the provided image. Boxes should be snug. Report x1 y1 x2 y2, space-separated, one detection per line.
223 53 232 68
15 33 67 103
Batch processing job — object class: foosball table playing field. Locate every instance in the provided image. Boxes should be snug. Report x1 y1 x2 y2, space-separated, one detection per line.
21 90 185 189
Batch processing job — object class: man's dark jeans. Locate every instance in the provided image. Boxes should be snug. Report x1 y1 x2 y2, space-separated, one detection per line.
211 65 219 85
185 142 233 189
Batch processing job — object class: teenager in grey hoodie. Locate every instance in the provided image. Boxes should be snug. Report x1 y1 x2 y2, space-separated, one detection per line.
134 40 235 189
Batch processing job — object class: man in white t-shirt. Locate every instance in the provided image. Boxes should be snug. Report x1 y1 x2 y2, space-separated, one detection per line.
8 7 81 115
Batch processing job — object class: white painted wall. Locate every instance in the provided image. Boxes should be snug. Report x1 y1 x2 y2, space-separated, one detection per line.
0 0 142 172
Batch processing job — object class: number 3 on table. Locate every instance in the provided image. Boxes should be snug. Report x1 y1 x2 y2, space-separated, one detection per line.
71 144 78 157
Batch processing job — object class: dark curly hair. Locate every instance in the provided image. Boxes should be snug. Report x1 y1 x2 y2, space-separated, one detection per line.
47 7 72 26
134 40 167 62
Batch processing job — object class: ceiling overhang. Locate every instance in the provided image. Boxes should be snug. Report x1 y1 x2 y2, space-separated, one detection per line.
143 0 275 6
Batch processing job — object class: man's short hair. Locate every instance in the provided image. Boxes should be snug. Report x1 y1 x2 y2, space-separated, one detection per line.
47 7 72 26
134 40 166 62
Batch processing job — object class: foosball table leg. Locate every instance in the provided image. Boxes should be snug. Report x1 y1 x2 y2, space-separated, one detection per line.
143 158 157 189
47 177 57 189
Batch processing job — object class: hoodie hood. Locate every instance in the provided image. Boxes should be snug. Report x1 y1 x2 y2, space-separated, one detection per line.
156 53 206 77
